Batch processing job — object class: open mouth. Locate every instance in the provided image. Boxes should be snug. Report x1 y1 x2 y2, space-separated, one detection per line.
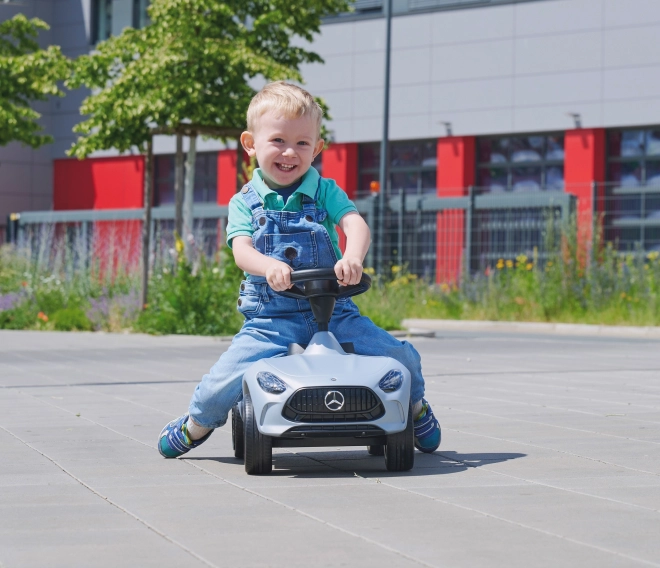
276 163 296 172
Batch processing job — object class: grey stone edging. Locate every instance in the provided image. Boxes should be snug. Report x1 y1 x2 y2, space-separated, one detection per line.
401 318 660 339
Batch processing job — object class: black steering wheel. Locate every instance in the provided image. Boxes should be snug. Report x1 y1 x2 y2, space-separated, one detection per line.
278 267 372 300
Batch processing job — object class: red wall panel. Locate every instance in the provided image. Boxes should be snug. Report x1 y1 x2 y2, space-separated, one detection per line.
435 136 475 284
217 149 238 206
323 143 358 253
53 155 144 210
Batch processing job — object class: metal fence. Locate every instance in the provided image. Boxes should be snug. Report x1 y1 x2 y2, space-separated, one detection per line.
6 181 660 282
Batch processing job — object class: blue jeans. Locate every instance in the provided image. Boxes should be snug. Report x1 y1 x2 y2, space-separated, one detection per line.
188 280 426 428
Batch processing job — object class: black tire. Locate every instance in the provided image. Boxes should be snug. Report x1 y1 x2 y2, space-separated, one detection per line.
244 392 272 475
384 403 415 472
232 404 244 460
367 445 384 456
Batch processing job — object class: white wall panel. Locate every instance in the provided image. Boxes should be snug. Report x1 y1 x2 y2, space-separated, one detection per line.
430 4 514 45
390 113 434 140
390 84 431 116
391 47 431 86
603 25 660 68
604 0 660 28
431 108 514 137
515 31 601 75
392 13 431 49
353 19 386 53
603 98 660 128
353 88 383 120
327 118 353 143
353 52 385 89
351 117 383 142
53 0 86 25
307 21 355 56
603 66 660 100
514 70 601 106
431 39 514 82
322 90 354 121
513 101 602 132
431 78 513 113
301 54 354 92
514 0 602 35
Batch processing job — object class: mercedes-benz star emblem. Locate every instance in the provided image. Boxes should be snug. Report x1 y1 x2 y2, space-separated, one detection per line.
324 390 345 411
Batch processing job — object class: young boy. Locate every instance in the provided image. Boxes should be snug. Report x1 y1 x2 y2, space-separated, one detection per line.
158 82 440 458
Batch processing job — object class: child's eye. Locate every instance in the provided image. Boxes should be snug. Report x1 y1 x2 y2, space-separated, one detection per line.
298 141 309 146
272 138 284 143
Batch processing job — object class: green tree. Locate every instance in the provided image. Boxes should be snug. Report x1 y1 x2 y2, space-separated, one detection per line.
0 14 70 148
66 0 351 304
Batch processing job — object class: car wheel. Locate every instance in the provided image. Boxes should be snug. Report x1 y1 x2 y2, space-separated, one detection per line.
367 445 384 456
244 391 272 475
384 403 414 472
232 404 244 460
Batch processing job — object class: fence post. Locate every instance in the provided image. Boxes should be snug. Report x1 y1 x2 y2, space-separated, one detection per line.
6 213 19 244
464 186 474 277
397 189 404 266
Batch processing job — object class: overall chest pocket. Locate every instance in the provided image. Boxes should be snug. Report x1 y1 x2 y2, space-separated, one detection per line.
264 232 318 269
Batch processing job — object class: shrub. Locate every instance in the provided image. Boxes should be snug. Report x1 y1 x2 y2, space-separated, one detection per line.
51 307 93 331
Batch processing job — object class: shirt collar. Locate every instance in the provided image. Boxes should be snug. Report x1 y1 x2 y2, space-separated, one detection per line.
251 167 319 202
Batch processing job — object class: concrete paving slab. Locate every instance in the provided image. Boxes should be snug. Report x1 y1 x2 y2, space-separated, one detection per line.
1 329 659 568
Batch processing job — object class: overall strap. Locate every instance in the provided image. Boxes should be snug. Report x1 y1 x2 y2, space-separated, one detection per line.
301 176 322 218
239 184 265 218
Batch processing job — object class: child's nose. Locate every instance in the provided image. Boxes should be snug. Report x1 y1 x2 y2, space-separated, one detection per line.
282 146 296 157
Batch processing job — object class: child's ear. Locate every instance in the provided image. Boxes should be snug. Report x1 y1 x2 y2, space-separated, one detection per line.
313 138 325 159
240 131 256 156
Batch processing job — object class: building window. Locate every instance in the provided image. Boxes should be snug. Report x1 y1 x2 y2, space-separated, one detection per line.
133 0 151 29
358 139 437 199
154 152 218 206
606 127 660 252
91 0 112 44
477 133 565 193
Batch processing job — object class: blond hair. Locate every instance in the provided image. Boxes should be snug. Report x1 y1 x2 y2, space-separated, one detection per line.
246 82 323 136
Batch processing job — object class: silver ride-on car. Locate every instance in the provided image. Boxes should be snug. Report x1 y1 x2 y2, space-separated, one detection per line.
232 268 415 475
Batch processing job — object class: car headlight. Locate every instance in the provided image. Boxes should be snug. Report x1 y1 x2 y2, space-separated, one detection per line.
256 372 288 394
378 369 404 392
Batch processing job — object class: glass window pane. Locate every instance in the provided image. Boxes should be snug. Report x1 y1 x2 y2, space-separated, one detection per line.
610 161 642 187
359 143 380 170
421 170 436 193
510 136 544 163
545 166 564 190
646 160 660 186
478 166 507 193
358 173 378 198
421 141 437 166
390 142 421 167
478 137 509 163
512 166 542 192
546 135 564 160
646 130 660 156
390 171 419 194
621 130 645 157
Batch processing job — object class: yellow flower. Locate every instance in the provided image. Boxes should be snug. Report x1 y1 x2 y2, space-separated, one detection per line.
505 260 513 269
496 259 504 270
647 251 659 261
364 267 375 275
175 237 184 254
391 265 402 274
620 292 626 299
526 263 533 271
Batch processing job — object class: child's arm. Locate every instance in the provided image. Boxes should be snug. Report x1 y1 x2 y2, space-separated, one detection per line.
335 212 370 286
232 236 293 291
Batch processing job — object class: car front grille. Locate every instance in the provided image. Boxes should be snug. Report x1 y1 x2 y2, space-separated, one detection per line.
282 387 384 423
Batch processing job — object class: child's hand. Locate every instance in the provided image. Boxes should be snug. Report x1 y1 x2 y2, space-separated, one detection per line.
265 260 293 291
334 257 363 286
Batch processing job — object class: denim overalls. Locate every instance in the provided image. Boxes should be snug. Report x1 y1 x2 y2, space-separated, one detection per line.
188 182 426 428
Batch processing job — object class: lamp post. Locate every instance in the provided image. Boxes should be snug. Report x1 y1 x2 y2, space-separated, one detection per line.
376 0 393 275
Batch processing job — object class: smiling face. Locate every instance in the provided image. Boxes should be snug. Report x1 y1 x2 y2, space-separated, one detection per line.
240 110 325 189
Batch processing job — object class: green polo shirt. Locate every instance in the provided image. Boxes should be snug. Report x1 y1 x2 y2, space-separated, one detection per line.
226 167 357 260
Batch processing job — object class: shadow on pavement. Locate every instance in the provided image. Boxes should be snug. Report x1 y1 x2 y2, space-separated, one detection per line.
186 450 526 478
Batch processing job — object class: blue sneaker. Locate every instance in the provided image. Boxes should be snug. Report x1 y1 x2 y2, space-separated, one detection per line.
414 399 441 453
158 414 212 458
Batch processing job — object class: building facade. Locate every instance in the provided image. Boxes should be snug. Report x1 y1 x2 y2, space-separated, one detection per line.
2 0 660 262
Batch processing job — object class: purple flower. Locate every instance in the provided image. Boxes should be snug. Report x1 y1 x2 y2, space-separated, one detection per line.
0 292 25 312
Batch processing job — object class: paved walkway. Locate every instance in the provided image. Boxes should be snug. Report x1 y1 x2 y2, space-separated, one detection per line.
1 329 659 568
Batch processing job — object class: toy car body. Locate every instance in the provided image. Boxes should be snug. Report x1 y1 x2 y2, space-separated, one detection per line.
232 269 415 475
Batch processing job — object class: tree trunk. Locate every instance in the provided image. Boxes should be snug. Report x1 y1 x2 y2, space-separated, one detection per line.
183 133 197 259
141 137 153 309
174 132 184 238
